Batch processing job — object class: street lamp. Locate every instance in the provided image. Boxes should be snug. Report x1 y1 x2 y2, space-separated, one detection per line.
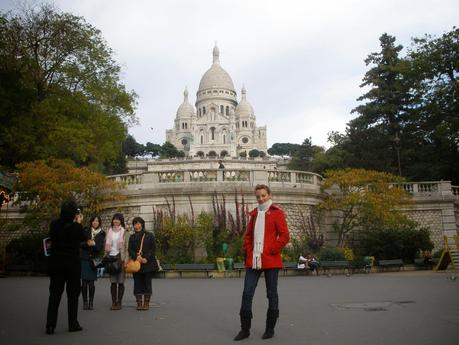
394 132 402 176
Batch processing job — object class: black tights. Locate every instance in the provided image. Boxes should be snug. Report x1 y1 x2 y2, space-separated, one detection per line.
81 280 95 301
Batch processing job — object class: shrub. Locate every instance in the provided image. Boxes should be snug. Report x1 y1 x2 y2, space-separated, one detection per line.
318 246 345 261
6 232 48 273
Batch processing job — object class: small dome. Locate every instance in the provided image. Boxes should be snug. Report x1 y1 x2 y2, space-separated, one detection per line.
235 86 254 117
198 44 235 92
176 87 195 117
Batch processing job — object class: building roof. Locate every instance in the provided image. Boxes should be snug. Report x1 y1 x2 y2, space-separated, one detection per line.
198 44 235 93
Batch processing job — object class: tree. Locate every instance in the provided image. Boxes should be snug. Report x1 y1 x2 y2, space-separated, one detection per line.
345 34 411 175
0 4 137 173
405 27 459 183
267 143 302 156
15 159 124 232
248 149 260 158
160 142 183 158
145 142 161 156
321 169 411 247
288 138 316 171
123 135 145 157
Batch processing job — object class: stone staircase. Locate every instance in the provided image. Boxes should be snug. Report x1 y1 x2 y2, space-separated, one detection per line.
445 235 459 270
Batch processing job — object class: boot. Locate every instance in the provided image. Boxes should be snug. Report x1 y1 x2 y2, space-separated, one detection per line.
261 309 279 339
81 282 89 310
234 311 252 341
143 295 151 310
88 283 95 310
110 283 117 310
136 295 143 311
117 283 125 310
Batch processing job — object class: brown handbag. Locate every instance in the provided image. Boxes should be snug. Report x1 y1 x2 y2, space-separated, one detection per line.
124 234 145 273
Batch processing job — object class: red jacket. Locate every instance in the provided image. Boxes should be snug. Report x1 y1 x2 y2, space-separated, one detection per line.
243 203 290 269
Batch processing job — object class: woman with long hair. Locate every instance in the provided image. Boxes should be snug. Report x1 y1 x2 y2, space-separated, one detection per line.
80 215 105 310
104 213 130 310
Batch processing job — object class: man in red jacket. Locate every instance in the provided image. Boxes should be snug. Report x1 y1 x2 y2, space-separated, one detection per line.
234 184 290 341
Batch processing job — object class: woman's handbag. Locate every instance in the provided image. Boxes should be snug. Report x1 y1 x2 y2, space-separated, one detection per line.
124 234 145 274
103 255 122 275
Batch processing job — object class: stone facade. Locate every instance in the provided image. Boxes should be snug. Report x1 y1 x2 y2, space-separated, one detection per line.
166 45 267 158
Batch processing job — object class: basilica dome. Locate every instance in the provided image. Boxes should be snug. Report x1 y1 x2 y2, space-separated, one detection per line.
235 86 254 117
198 45 235 93
176 88 195 117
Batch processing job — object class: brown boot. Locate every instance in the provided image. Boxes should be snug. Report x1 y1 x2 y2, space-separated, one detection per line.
136 295 143 311
143 295 151 310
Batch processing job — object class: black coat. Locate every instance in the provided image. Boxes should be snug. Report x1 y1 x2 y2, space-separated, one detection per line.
80 228 105 261
128 231 157 273
48 219 88 274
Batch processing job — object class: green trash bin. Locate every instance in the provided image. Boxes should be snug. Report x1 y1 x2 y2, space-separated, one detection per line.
224 257 234 272
216 257 226 272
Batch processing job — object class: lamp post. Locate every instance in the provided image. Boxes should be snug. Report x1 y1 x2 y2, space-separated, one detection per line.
394 132 402 176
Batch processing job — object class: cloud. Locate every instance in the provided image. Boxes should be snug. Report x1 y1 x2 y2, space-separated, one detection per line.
1 0 458 148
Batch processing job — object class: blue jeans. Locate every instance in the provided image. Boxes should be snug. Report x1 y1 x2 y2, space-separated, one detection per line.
240 268 279 314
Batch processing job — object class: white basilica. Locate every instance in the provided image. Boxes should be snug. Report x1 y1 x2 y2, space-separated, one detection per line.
166 45 267 158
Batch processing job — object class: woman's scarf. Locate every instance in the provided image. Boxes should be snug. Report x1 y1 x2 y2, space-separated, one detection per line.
252 199 272 270
91 227 102 240
105 225 125 253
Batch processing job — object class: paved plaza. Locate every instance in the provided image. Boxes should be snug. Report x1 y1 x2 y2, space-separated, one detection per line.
0 272 458 345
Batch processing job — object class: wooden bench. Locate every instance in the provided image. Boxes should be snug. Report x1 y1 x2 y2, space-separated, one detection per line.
174 263 216 278
350 258 372 273
234 263 245 277
320 260 350 275
414 258 438 270
378 259 404 271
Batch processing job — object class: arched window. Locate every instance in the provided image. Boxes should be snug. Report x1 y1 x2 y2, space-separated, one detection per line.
203 107 206 115
226 106 229 115
223 135 226 144
201 135 203 144
220 105 224 114
210 127 216 140
198 108 201 117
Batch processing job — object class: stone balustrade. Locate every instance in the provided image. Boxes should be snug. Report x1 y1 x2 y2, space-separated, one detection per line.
107 168 323 190
397 181 458 198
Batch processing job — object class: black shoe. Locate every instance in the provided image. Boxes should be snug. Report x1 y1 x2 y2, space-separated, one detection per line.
262 329 274 339
69 324 83 332
234 330 250 341
45 326 54 335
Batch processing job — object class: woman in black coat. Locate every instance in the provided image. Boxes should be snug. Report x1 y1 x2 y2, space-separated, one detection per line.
128 217 157 310
80 216 105 310
46 200 93 335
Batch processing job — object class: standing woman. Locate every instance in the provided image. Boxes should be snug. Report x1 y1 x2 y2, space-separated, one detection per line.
128 217 157 310
46 200 94 334
104 213 130 310
80 216 105 310
234 184 290 341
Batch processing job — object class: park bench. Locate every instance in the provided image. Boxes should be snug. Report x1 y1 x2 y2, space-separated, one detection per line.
174 263 216 278
350 258 373 273
378 259 404 271
320 260 350 275
283 262 319 276
414 258 438 270
234 263 245 277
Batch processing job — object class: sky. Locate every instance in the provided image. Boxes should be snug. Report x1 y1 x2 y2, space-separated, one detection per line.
1 0 458 148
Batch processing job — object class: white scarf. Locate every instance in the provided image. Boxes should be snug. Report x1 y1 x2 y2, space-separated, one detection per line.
91 227 102 240
252 199 272 270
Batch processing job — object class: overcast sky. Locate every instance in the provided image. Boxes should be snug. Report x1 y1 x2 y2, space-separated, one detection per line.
1 0 458 148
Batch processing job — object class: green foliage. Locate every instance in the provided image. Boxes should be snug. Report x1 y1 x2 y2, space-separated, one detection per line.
6 232 48 273
318 246 346 261
317 28 459 184
160 142 184 158
248 149 260 158
356 223 433 262
267 143 302 156
0 4 137 173
239 151 247 158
